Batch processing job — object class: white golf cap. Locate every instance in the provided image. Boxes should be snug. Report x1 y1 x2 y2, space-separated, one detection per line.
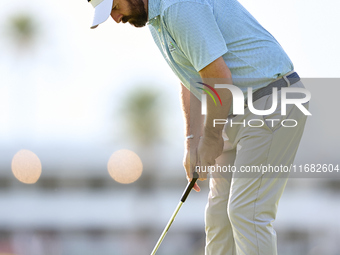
89 0 114 29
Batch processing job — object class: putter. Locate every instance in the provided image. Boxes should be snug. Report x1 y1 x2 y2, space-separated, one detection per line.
150 171 199 255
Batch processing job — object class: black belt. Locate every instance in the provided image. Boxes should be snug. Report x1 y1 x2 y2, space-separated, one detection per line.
248 72 300 106
229 72 300 118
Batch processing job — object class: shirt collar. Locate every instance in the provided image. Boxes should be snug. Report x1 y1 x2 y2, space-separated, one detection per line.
147 0 161 22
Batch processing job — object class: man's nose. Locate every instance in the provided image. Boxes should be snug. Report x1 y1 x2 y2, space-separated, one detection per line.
111 11 123 23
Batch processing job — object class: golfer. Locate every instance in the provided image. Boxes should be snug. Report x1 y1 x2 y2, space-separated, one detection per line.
86 0 309 254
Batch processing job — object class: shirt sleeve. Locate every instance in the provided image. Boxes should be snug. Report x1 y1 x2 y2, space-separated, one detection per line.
163 1 228 72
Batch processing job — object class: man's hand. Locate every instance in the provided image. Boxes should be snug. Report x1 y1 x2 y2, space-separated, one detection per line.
183 136 203 192
197 134 224 174
183 134 224 192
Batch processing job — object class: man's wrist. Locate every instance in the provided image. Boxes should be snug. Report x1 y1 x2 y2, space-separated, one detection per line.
203 126 223 140
185 132 202 147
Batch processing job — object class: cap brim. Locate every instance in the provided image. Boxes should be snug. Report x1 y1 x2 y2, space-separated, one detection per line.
91 0 114 29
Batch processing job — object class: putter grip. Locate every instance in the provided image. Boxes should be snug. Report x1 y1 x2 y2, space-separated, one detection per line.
180 172 199 202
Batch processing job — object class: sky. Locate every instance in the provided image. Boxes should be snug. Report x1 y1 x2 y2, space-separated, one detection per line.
0 3 339 254
0 0 180 144
0 0 339 167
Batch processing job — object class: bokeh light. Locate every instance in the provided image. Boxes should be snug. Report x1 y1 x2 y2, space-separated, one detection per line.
11 149 42 184
107 149 143 184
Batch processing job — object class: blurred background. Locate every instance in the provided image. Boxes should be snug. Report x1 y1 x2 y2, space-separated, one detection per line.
0 0 339 254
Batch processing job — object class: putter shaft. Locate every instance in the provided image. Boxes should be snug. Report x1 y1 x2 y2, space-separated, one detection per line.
150 201 183 255
150 172 199 255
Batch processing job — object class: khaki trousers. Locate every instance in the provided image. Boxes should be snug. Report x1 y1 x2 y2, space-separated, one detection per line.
205 80 309 255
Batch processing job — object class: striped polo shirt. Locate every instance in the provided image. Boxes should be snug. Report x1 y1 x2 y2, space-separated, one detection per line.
147 0 294 100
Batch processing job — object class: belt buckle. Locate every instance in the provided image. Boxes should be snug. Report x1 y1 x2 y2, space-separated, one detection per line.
283 75 291 87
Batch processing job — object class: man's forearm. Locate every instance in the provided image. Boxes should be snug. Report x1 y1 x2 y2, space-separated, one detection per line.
180 83 205 139
203 82 232 139
199 57 233 139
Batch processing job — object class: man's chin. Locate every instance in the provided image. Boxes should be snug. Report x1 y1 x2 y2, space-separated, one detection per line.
131 23 147 28
128 20 147 27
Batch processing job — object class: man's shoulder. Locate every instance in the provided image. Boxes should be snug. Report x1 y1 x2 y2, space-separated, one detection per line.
158 0 212 16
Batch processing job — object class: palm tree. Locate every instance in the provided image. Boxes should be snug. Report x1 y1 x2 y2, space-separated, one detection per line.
117 85 168 189
2 13 41 140
120 87 164 146
4 13 40 52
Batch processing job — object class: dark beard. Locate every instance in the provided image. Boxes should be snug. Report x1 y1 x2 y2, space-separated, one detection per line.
122 0 148 27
